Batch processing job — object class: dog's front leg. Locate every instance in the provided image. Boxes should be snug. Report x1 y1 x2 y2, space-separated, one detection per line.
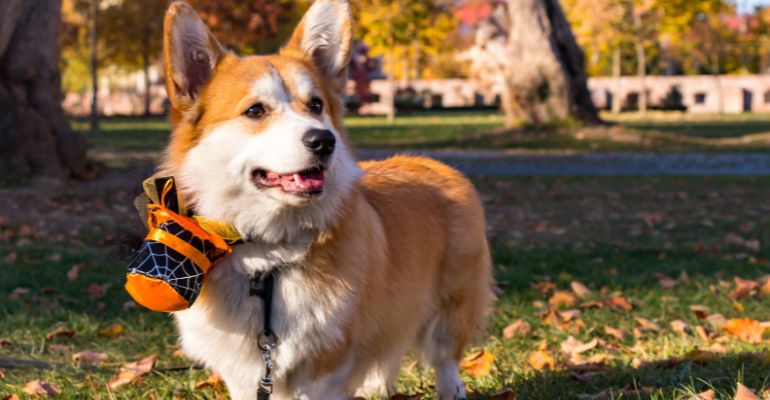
299 358 356 400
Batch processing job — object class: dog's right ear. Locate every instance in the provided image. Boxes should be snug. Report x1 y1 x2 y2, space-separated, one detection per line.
163 2 225 118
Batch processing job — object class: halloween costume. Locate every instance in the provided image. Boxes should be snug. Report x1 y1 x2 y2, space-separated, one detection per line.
125 176 240 312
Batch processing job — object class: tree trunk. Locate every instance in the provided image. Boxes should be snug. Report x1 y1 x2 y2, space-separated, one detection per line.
0 0 92 180
500 0 599 127
611 47 622 114
142 35 151 116
634 39 647 116
385 49 396 124
89 0 99 129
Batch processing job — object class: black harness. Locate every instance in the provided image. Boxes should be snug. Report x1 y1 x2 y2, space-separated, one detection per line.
249 270 278 400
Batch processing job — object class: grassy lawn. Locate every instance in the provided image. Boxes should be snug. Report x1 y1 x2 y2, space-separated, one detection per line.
2 174 770 398
72 111 770 154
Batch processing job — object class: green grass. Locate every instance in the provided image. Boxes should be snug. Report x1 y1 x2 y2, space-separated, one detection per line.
72 111 770 154
2 176 770 398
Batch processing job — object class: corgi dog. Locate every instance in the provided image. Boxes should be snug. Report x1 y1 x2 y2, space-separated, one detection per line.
159 1 493 398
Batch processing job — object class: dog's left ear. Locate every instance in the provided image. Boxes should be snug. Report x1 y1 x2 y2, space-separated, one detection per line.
283 0 353 92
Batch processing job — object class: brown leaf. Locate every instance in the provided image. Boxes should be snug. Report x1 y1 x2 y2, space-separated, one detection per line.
48 344 70 353
604 296 633 311
580 301 604 309
706 314 727 330
3 394 21 400
194 372 224 390
603 326 626 340
695 389 716 400
502 319 531 339
22 380 61 397
97 324 123 337
735 383 760 400
731 277 759 300
9 287 29 300
72 351 108 365
571 281 593 299
655 273 679 289
549 290 577 308
0 338 12 346
695 325 713 341
459 349 495 378
671 320 691 336
635 317 662 332
560 336 599 356
66 264 83 282
723 318 766 343
45 327 75 341
691 305 710 320
107 355 157 389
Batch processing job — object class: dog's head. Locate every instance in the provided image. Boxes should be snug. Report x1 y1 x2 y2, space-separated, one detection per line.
161 0 360 242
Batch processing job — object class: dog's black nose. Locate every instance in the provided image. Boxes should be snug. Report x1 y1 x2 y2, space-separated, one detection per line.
302 129 336 156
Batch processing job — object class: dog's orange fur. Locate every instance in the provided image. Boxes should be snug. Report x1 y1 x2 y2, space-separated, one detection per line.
160 1 493 397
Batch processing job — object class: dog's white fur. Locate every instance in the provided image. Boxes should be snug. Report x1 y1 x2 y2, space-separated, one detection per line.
162 1 492 399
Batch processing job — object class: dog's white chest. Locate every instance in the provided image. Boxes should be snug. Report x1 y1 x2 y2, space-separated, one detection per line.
173 242 353 398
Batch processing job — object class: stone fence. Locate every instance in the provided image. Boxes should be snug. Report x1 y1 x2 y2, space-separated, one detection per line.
63 75 770 116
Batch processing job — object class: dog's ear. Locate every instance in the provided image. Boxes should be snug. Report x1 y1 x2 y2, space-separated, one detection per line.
283 0 353 92
163 2 225 118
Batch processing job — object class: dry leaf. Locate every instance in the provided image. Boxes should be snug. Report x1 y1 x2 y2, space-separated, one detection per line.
73 351 108 365
671 320 691 336
571 281 593 299
97 324 123 337
706 314 727 330
635 317 662 332
0 338 12 346
459 349 495 378
560 309 582 321
66 264 83 282
691 305 710 319
604 296 633 311
502 319 531 339
735 383 760 400
45 327 75 341
549 291 577 308
527 349 556 371
603 326 626 340
695 325 713 341
3 394 20 400
107 355 157 389
22 380 61 397
731 277 759 300
723 318 766 343
655 273 679 289
194 372 224 390
48 344 70 353
695 389 716 400
560 336 599 356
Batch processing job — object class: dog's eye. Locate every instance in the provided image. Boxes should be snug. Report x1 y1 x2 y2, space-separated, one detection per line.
244 103 266 119
307 98 323 114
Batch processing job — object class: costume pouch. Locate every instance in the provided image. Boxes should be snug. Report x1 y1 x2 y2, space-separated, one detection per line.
125 177 232 312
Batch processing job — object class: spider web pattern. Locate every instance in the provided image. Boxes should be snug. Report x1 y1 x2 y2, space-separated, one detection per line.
127 221 215 303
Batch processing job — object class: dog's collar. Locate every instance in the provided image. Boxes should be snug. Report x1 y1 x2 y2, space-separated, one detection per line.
141 175 246 244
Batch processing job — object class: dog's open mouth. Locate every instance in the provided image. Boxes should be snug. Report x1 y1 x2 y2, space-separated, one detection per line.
251 165 325 196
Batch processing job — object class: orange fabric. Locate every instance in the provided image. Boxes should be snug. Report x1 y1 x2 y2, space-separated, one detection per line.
125 274 189 312
146 205 232 256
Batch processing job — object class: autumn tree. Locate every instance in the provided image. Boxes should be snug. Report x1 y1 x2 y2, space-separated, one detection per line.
470 0 599 127
354 0 456 123
0 0 92 179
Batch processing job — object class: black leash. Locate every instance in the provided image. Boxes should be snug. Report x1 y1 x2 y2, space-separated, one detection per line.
249 270 278 400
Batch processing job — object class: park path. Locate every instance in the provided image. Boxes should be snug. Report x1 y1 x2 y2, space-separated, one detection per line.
358 149 770 176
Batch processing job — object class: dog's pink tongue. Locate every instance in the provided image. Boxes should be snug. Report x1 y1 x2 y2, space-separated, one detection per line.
277 170 325 193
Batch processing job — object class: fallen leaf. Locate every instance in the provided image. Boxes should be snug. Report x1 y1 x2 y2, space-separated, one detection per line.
603 326 626 340
731 277 759 300
560 336 599 356
0 338 12 346
706 314 727 330
549 290 577 308
691 305 710 320
655 273 679 289
735 383 760 400
560 309 582 321
571 281 593 299
2 394 20 400
107 355 157 389
48 344 70 353
527 349 556 371
723 318 765 343
604 296 633 311
97 324 123 337
66 264 83 282
45 327 75 341
671 320 691 336
635 317 662 332
194 372 224 390
73 351 108 365
695 389 716 400
459 349 495 378
695 325 713 341
9 287 29 300
502 319 531 339
22 380 61 397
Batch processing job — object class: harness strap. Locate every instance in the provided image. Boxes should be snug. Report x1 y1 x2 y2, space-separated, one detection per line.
249 270 278 400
